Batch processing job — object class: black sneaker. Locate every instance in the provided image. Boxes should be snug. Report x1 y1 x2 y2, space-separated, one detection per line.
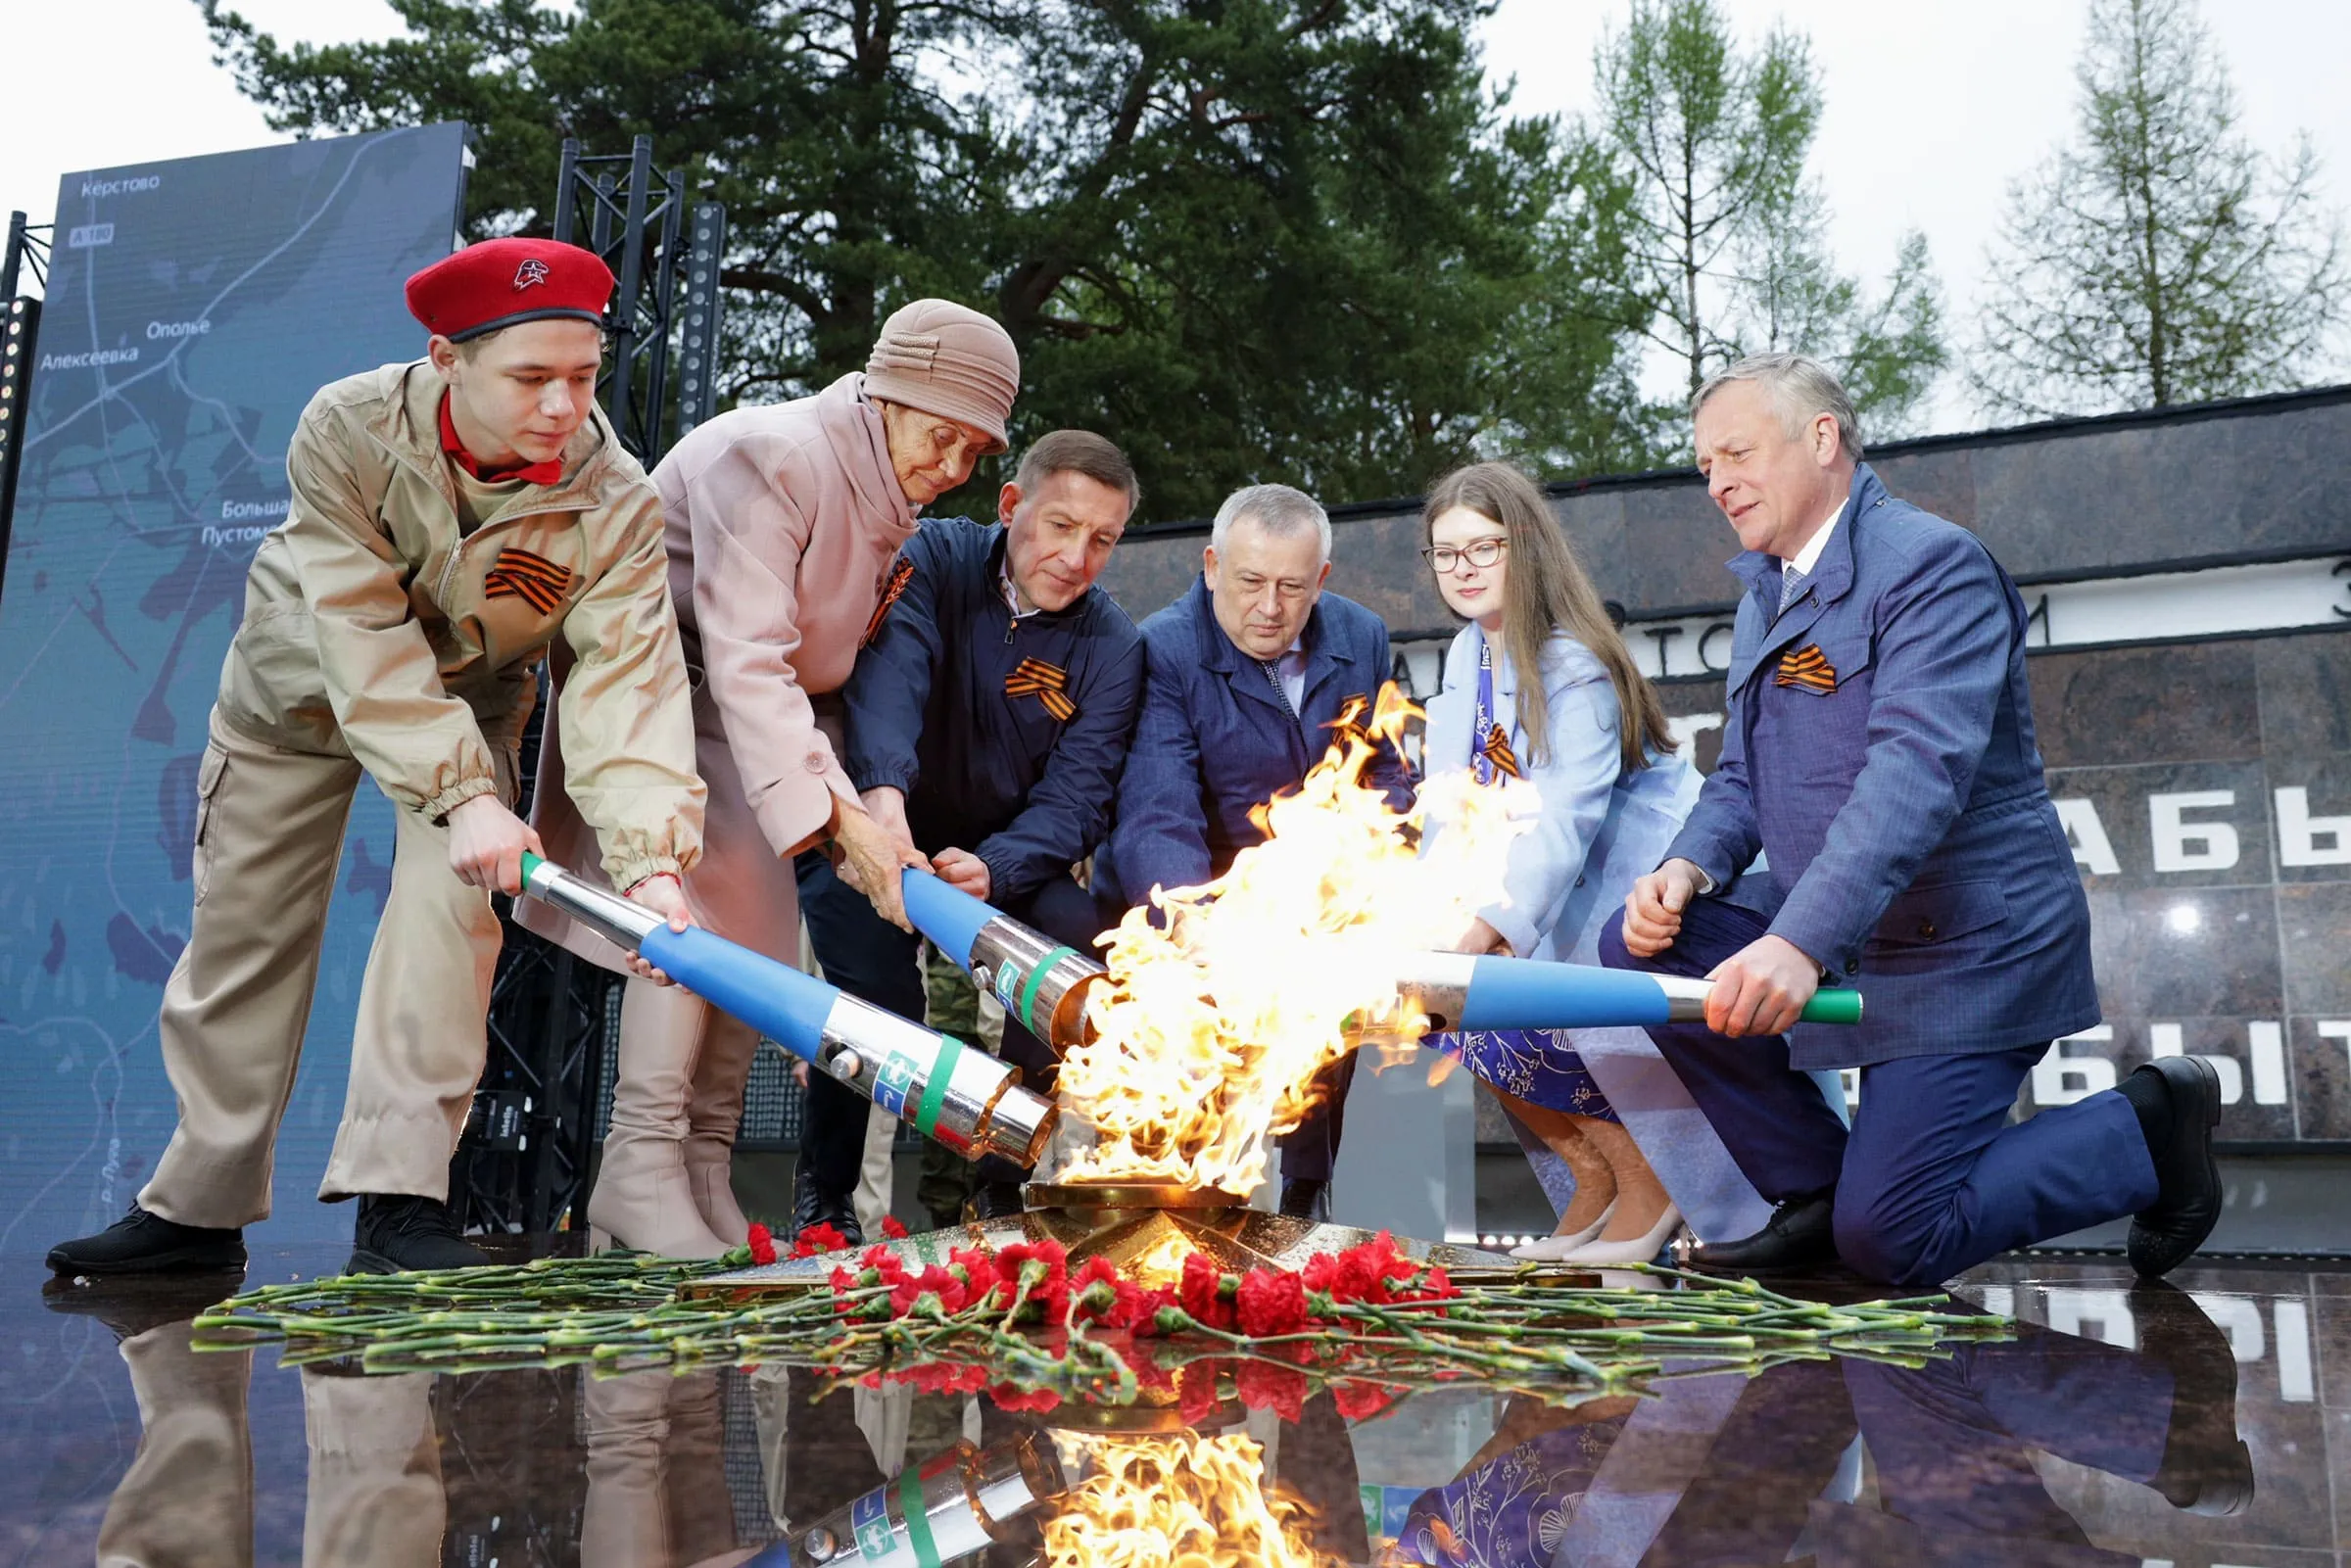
46 1205 246 1277
348 1194 492 1274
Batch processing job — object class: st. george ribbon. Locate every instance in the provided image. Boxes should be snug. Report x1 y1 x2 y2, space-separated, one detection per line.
898 865 1862 1055
515 854 1056 1165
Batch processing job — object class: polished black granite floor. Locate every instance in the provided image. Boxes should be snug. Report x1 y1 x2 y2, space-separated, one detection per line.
10 1243 2339 1565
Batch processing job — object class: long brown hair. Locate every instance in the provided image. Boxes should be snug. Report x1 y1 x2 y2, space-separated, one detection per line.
1422 461 1675 775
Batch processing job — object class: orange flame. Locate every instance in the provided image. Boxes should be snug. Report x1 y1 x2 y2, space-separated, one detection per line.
1058 686 1531 1192
1043 1428 1334 1567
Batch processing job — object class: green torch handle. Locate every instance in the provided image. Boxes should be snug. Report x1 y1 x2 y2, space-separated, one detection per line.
1800 988 1864 1025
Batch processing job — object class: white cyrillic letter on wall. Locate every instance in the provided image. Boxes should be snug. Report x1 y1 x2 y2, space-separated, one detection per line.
2150 790 2240 873
2277 786 2351 868
2054 798 2122 876
2033 1028 2117 1106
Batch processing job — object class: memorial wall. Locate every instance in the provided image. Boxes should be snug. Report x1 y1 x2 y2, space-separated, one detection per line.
1097 388 2351 1148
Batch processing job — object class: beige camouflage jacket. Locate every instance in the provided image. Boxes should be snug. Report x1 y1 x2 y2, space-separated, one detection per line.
216 359 703 888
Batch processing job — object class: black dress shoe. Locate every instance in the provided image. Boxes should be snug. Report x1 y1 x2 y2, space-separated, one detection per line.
1676 1192 1837 1274
971 1181 1028 1221
46 1205 246 1277
348 1194 492 1274
1277 1178 1330 1222
2127 1056 2224 1279
2129 1280 2255 1515
791 1164 865 1247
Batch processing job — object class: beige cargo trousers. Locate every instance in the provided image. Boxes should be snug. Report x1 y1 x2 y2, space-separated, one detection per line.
138 709 513 1229
135 361 702 1231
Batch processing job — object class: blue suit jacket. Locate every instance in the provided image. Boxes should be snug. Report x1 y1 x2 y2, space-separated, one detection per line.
1102 577 1408 908
1664 464 2098 1069
840 517 1144 906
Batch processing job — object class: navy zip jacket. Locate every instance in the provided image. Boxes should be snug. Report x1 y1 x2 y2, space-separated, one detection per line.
1101 575 1408 910
841 516 1145 906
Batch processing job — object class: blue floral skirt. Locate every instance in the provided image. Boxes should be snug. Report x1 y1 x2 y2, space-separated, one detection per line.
1426 1029 1619 1122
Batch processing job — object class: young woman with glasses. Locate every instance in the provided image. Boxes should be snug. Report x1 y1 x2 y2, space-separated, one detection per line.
1415 462 1757 1263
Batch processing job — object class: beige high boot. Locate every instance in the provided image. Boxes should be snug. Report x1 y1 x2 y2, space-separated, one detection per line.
682 1011 760 1246
590 979 730 1259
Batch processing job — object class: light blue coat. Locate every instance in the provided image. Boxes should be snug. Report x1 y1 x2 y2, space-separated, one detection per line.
1421 625 1770 1242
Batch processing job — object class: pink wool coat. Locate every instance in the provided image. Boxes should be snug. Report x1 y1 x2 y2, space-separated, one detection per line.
526 372 920 966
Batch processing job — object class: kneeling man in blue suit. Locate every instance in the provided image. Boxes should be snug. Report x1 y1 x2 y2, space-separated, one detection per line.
1599 354 2222 1286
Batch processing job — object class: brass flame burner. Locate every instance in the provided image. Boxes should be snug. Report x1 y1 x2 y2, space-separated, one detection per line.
1021 1181 1247 1212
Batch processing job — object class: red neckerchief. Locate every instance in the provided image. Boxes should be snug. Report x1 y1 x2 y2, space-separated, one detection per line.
438 394 565 486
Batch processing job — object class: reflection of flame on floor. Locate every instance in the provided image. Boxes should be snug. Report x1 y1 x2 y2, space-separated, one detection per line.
1043 1427 1335 1568
1059 687 1532 1195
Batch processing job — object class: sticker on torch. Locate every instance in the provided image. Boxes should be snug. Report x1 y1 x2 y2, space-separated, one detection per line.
849 1487 894 1559
872 1050 919 1117
990 960 1024 1015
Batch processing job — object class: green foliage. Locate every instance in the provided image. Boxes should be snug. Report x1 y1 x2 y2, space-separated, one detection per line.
1972 0 2346 418
198 0 1665 517
1594 0 1944 439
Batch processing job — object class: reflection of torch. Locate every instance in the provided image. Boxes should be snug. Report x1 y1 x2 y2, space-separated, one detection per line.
901 868 1105 1053
1367 952 1864 1036
517 854 1055 1165
764 1430 1064 1566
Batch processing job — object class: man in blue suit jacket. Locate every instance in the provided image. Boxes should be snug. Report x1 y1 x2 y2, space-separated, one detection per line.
1103 483 1410 1220
1599 354 2223 1286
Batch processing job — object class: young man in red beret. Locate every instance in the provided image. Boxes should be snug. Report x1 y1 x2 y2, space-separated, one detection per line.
48 237 705 1277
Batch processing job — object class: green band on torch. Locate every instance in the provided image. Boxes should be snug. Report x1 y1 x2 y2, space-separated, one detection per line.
913 1034 964 1139
1018 946 1079 1033
1800 989 1864 1025
520 851 546 881
896 1464 941 1568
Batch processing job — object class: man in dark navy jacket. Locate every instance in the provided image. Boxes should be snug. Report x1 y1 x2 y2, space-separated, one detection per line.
1601 354 2222 1286
1102 483 1410 1221
795 431 1145 1228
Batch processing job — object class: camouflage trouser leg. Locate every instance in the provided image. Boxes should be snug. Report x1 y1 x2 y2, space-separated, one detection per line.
917 943 1004 1226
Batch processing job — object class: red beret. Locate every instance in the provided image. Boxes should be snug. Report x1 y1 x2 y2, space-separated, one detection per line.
406 237 614 343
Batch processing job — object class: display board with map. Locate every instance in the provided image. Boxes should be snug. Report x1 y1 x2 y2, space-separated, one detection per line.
0 124 469 1249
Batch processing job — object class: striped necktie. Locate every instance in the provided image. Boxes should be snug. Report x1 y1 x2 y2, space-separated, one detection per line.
1258 658 1297 719
1778 565 1809 615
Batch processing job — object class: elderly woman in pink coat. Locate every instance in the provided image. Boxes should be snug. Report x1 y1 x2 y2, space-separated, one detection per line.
529 300 1019 1256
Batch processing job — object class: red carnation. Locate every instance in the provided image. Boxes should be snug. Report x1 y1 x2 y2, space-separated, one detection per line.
1069 1257 1126 1325
746 1222 778 1266
1178 1253 1237 1330
1177 1360 1224 1425
1332 1380 1399 1422
988 1383 1063 1414
1129 1344 1176 1392
1235 1266 1308 1338
1121 1285 1179 1336
792 1221 850 1259
881 1213 910 1239
1235 1359 1308 1422
1301 1254 1340 1296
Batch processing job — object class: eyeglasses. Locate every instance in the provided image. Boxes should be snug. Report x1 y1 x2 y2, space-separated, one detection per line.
1421 538 1508 574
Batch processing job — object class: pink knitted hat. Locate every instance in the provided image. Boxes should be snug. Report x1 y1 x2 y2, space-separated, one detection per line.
863 299 1020 453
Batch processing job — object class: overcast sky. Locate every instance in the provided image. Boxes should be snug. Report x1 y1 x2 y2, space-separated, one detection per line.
6 1 2347 434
